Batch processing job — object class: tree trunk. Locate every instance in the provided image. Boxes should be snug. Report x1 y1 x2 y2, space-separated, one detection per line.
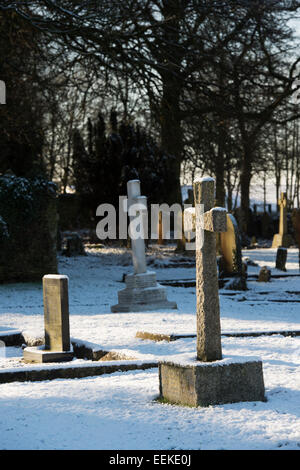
215 122 226 207
159 0 184 206
160 76 183 205
240 145 253 234
226 171 232 212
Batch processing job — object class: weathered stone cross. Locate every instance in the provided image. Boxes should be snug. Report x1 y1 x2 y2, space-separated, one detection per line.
272 191 293 248
279 192 288 236
194 177 227 362
158 177 265 407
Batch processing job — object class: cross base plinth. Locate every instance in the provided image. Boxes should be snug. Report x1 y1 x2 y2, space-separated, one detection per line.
159 356 265 407
272 233 294 248
111 271 177 313
23 346 74 363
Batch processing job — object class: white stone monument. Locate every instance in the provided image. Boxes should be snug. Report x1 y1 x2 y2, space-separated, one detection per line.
111 180 177 312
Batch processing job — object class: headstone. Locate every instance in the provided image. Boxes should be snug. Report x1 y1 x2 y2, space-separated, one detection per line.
258 266 271 282
111 180 177 312
250 235 257 247
291 209 300 247
175 211 187 252
185 208 247 289
184 188 194 205
63 233 86 256
272 192 293 248
183 206 195 249
291 209 300 270
219 214 242 272
275 247 287 271
23 275 73 363
261 212 272 239
157 211 164 245
158 177 265 407
219 214 247 290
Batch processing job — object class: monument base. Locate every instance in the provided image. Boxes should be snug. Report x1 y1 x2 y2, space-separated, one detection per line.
111 271 177 313
111 300 177 313
159 356 265 407
23 346 73 363
272 233 294 248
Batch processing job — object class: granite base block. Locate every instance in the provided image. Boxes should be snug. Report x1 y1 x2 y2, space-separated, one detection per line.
111 300 177 313
23 346 74 363
159 357 265 407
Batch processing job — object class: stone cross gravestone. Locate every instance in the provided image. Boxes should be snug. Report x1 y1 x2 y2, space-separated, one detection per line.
194 177 226 361
272 192 293 248
111 180 177 312
23 275 73 363
159 177 265 407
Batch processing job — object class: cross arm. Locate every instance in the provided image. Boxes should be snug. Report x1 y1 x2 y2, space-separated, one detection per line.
204 207 227 233
184 207 227 233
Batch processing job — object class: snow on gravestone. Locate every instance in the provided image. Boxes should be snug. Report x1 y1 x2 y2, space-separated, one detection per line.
159 177 265 407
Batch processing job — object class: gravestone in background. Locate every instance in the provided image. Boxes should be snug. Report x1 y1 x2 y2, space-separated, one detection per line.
111 180 177 312
219 214 247 290
63 233 86 257
258 266 271 282
291 209 300 248
275 247 287 271
272 192 293 248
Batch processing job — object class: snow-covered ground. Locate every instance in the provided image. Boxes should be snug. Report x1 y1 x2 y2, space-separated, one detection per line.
0 246 299 450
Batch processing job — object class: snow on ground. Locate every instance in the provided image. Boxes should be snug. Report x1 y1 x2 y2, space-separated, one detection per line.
0 245 299 449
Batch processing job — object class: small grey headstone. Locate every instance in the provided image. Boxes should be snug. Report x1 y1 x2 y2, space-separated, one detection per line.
258 266 271 282
275 247 287 271
23 275 73 363
63 233 86 257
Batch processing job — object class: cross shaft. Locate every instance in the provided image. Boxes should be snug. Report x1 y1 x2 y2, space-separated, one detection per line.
194 178 227 362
